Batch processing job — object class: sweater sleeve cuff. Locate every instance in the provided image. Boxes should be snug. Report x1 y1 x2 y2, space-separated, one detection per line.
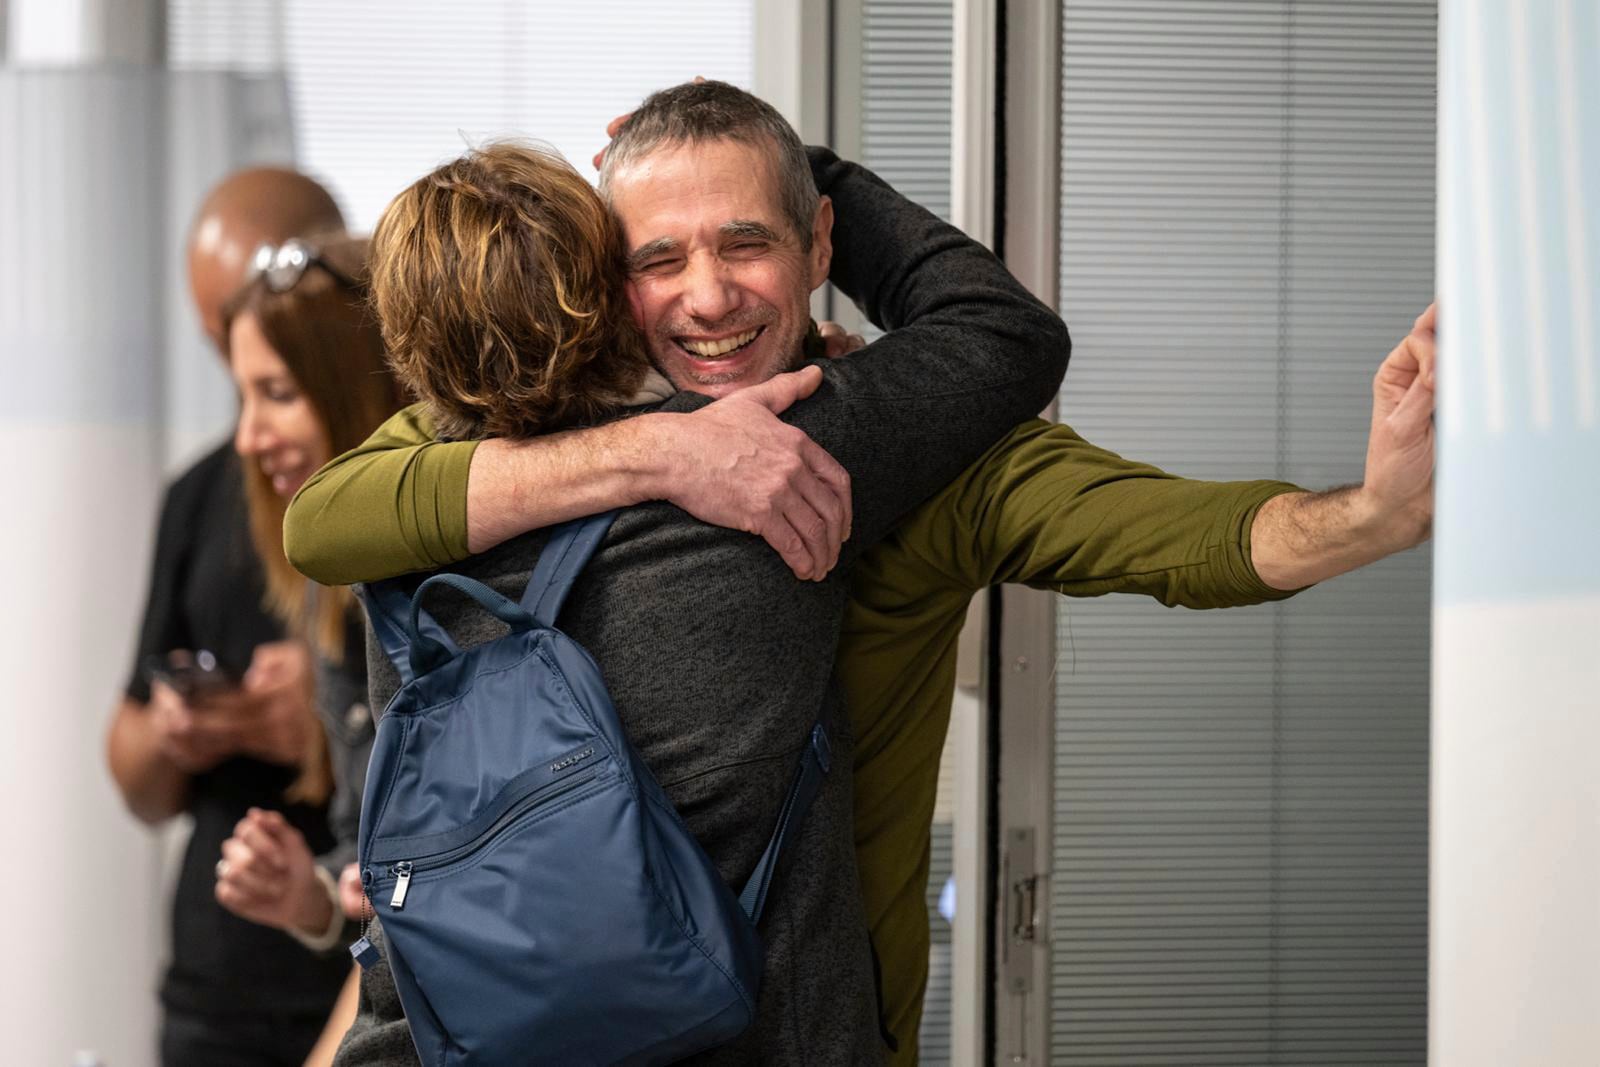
288 864 347 953
1229 482 1311 602
401 439 478 565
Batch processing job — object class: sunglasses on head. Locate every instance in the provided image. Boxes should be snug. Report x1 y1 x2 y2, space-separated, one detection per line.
247 238 360 293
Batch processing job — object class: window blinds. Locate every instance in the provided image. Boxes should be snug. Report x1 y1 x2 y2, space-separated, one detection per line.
1050 2 1435 1063
170 0 754 231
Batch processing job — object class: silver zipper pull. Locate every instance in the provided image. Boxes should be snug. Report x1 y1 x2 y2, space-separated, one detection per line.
389 862 414 909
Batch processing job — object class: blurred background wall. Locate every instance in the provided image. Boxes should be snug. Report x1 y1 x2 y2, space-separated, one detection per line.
1 3 754 1062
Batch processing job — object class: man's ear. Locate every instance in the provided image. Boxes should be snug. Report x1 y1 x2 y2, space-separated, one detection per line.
807 195 834 291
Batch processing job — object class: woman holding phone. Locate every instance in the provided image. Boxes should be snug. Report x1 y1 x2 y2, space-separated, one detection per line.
209 235 407 1060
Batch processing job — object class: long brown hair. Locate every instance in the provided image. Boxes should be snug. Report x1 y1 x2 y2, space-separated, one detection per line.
223 236 406 662
370 141 648 441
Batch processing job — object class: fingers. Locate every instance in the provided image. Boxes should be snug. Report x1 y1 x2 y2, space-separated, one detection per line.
782 474 845 579
1387 365 1437 442
180 708 245 752
798 436 852 545
244 640 310 691
773 510 828 581
758 513 819 580
593 109 635 169
768 447 849 581
1395 329 1436 389
1414 302 1437 337
1373 329 1435 402
337 864 368 920
816 320 847 359
218 837 284 900
816 320 866 359
746 365 823 414
235 809 293 871
1414 329 1436 389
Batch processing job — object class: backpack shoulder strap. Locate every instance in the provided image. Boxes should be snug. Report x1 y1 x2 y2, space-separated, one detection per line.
738 722 833 924
359 578 463 686
518 511 618 627
358 580 421 687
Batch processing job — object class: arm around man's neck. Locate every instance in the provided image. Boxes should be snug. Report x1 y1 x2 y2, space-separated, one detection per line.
284 370 852 587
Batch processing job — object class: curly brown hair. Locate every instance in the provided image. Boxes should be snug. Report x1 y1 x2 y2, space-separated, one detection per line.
371 142 649 441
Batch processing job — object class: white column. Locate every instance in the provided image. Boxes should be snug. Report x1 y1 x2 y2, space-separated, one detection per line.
2 2 293 1063
0 66 172 1067
1432 2 1600 1065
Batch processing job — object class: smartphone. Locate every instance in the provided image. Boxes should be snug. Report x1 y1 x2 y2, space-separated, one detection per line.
143 649 238 701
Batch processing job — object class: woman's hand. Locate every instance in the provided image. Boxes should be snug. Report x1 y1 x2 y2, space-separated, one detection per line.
215 808 334 938
230 641 319 768
337 862 368 920
149 680 243 774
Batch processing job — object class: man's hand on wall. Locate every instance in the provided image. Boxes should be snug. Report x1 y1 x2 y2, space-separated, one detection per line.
1359 302 1436 546
1251 304 1437 590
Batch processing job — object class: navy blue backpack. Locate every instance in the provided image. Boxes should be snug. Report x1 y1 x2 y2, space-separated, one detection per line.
351 512 831 1066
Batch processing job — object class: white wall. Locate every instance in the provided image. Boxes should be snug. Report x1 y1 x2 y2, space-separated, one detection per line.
1432 1 1600 1063
3 3 297 1062
0 68 171 1067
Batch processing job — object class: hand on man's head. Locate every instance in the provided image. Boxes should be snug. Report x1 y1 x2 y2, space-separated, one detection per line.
592 76 708 170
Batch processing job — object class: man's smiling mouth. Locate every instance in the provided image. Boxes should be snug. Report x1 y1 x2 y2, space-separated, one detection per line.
676 327 763 360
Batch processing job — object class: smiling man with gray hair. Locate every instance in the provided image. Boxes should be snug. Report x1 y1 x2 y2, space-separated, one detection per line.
317 80 1068 1065
294 80 1435 1065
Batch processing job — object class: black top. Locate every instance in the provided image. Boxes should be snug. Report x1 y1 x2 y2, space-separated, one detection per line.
128 441 350 1018
313 610 376 876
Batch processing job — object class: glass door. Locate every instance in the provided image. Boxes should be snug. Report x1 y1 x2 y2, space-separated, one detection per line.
997 2 1437 1062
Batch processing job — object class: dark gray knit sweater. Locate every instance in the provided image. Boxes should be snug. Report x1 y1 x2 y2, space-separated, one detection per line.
335 148 1068 1067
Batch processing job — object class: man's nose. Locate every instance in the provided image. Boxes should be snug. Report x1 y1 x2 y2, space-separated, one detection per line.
680 254 739 324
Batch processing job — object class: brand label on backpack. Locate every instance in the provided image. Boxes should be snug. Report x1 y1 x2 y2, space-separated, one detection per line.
550 746 596 775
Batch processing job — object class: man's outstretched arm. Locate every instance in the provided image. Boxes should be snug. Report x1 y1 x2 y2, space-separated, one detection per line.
863 306 1436 610
284 367 851 586
1250 304 1436 590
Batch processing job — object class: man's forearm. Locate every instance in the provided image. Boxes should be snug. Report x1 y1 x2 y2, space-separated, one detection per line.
1250 486 1430 590
466 415 681 553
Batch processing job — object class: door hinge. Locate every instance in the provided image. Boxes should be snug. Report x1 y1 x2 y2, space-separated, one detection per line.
1004 826 1044 995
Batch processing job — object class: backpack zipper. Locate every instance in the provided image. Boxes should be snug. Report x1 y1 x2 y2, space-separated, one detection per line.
383 768 599 910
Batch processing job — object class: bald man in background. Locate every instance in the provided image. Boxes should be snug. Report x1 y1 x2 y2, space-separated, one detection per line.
106 168 355 1067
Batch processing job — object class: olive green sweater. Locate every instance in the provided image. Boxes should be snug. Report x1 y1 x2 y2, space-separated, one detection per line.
286 408 1300 1064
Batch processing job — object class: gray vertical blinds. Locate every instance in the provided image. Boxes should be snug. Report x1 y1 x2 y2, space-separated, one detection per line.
1050 2 1434 1063
857 2 955 1061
